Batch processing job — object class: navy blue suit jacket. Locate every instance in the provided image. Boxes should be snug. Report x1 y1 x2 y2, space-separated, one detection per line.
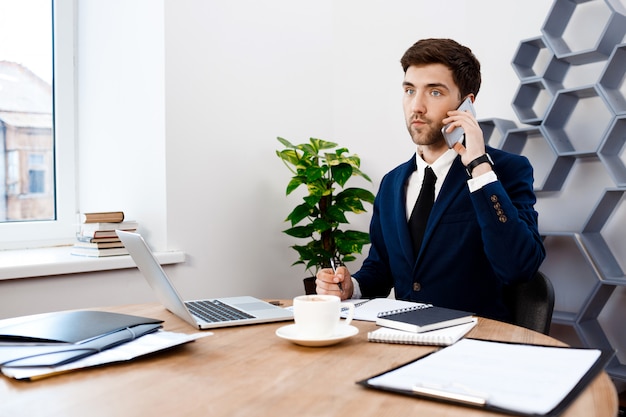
353 146 545 320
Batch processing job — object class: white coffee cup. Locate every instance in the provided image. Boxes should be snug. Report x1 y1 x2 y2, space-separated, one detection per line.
292 295 355 339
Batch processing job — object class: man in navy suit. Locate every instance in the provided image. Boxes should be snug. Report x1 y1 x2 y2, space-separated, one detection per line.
316 38 545 320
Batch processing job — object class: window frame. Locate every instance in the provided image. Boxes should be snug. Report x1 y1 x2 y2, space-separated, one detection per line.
0 0 77 250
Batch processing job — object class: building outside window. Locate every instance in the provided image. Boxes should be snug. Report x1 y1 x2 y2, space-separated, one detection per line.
0 0 54 223
0 0 76 249
0 1 54 222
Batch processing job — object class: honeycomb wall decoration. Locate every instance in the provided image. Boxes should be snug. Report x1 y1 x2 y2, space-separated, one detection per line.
479 0 626 385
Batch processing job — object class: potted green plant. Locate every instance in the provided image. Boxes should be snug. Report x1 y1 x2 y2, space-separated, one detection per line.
276 137 375 294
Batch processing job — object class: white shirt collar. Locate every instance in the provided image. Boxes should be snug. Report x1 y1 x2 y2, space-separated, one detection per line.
406 149 458 220
414 148 457 180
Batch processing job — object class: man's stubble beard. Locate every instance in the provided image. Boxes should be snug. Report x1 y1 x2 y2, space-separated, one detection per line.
407 121 445 147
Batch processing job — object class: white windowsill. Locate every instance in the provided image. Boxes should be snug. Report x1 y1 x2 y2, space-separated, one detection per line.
0 246 185 281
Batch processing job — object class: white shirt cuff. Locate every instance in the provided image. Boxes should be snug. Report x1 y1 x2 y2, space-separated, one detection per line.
467 170 498 192
351 277 362 299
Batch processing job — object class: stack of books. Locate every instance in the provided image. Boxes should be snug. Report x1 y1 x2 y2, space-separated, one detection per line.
71 211 138 257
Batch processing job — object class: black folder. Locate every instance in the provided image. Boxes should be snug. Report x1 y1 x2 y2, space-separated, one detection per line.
0 310 163 344
0 311 163 368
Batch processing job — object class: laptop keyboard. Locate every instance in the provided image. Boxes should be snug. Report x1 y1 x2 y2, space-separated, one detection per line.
186 300 255 323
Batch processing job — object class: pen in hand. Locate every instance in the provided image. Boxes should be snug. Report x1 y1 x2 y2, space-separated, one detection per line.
329 257 344 294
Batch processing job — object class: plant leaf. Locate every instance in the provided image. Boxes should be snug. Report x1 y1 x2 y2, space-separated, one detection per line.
331 163 353 187
304 165 324 182
277 136 296 148
338 187 375 201
286 203 313 226
285 177 305 195
283 225 314 238
351 166 372 182
276 149 300 166
325 205 349 223
303 194 321 207
311 217 333 233
310 137 338 151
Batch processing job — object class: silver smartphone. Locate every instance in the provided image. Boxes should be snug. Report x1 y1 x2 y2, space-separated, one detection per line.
441 97 476 149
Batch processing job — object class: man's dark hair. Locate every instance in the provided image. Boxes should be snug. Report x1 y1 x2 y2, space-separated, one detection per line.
400 38 481 99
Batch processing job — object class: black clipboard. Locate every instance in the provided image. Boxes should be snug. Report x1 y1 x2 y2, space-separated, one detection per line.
357 338 613 417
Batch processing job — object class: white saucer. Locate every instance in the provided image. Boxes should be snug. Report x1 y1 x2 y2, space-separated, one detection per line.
275 324 359 347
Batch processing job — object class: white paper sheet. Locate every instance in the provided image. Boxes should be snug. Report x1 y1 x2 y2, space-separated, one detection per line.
367 338 601 415
1 330 211 380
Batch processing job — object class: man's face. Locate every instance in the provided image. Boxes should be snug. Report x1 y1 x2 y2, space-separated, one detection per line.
402 63 462 147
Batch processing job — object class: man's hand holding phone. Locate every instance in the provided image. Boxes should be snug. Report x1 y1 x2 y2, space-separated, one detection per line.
441 97 476 150
441 96 487 168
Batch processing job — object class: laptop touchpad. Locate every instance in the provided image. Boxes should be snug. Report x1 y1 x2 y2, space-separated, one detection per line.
236 302 277 311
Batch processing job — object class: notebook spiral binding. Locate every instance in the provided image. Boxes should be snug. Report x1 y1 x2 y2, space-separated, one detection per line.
376 303 433 318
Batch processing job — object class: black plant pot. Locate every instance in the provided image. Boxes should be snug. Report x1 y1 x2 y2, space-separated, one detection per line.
303 277 317 295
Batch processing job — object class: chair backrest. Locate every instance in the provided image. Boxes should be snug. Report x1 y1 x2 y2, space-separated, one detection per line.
503 271 555 335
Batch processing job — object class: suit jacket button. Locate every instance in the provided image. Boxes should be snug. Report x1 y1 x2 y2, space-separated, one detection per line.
413 282 421 291
490 195 498 202
499 215 508 223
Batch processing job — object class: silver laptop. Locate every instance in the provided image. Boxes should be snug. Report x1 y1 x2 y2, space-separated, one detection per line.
117 230 293 329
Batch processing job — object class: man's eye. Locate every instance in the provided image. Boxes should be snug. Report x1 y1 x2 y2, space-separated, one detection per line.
431 90 442 97
405 88 415 95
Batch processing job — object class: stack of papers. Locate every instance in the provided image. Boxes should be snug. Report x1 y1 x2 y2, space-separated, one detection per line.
2 330 209 380
0 310 209 380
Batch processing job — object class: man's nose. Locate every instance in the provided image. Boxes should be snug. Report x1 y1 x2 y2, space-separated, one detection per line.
410 95 426 114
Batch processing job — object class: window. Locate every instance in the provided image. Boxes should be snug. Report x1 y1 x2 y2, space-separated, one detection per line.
28 153 46 194
27 153 49 195
0 0 76 249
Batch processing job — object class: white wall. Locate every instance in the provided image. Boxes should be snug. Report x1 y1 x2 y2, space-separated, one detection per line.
0 0 553 316
163 0 336 300
77 0 168 249
162 0 552 302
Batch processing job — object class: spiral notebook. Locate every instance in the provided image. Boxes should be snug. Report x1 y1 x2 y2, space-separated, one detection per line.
375 304 474 333
342 299 429 322
368 318 477 346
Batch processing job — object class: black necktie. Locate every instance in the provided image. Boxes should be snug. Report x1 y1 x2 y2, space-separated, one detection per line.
409 166 436 258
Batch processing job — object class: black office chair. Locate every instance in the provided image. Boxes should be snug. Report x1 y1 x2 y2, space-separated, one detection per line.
503 271 555 335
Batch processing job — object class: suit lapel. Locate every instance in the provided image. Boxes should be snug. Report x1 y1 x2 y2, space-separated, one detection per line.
394 156 417 264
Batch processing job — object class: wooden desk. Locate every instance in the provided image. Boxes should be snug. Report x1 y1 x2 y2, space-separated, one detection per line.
0 303 618 417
